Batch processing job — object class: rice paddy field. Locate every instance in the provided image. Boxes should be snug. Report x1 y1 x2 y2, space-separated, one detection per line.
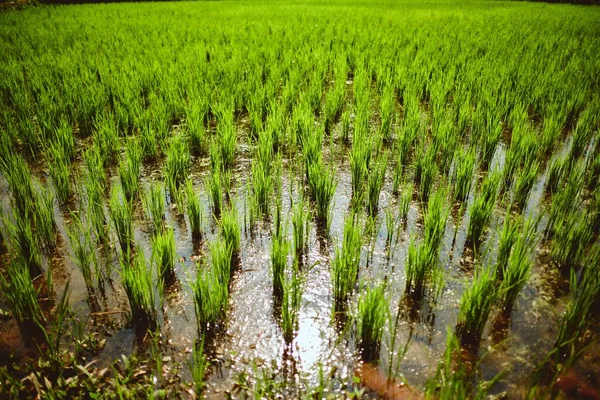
0 0 600 398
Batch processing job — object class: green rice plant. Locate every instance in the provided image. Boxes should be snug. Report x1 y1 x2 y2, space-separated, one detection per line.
0 258 45 339
68 214 99 290
399 181 413 222
165 133 190 197
547 161 585 237
499 227 535 313
349 135 371 195
140 124 160 161
192 253 229 331
545 155 565 194
480 120 502 168
308 161 336 229
206 161 224 217
356 283 388 361
392 154 404 196
1 153 36 216
512 161 539 210
281 260 302 344
453 147 476 202
271 211 289 297
191 339 208 396
417 148 437 202
108 186 134 255
216 108 236 170
424 330 469 400
83 144 106 190
466 171 500 247
6 210 42 278
367 154 387 216
210 237 233 288
550 212 591 268
341 108 351 143
495 211 520 276
423 186 451 255
188 115 208 158
53 118 76 163
455 266 497 347
118 143 142 202
34 189 56 251
152 227 176 286
379 85 395 142
553 257 600 364
404 238 437 300
120 250 156 332
144 182 165 236
220 204 241 255
185 180 204 242
251 158 273 217
85 174 108 246
292 195 309 258
48 148 73 205
331 215 362 310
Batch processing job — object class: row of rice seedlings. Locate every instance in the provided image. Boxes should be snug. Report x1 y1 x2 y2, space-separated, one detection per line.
118 139 142 202
143 182 165 236
220 204 241 256
367 153 387 216
466 170 501 248
281 260 302 344
452 146 476 202
152 227 176 286
546 160 585 237
495 210 520 275
185 180 204 242
292 195 309 258
119 250 156 333
455 266 498 347
47 120 76 204
356 283 389 361
67 214 100 290
550 212 591 269
109 186 134 254
544 155 565 194
192 238 231 332
498 218 537 312
0 258 46 339
331 214 362 311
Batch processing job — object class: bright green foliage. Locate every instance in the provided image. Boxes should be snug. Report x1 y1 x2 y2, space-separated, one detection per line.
144 182 165 236
152 227 176 285
356 283 388 361
120 250 156 331
331 214 362 310
185 180 203 242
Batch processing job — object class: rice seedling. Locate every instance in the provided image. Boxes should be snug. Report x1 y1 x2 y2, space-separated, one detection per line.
119 249 157 332
550 212 591 268
307 161 336 229
399 181 413 222
466 171 500 247
367 154 387 216
206 161 224 217
185 180 203 242
0 258 45 339
341 108 351 143
416 147 437 202
512 161 539 210
165 133 190 197
192 244 230 331
271 209 289 297
216 107 236 170
404 238 436 301
188 108 209 158
34 189 56 250
251 157 273 218
455 266 497 347
48 147 73 205
423 186 451 255
424 330 469 400
545 155 565 194
108 186 134 255
547 161 585 237
220 204 241 255
1 153 36 216
144 182 165 236
452 147 476 202
495 211 520 276
191 339 208 396
152 227 176 286
83 144 106 190
68 214 99 290
292 195 309 258
331 215 362 311
281 260 302 344
6 210 43 278
349 134 370 196
356 283 388 361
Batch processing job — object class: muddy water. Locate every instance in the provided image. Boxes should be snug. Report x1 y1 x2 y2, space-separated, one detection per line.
0 123 595 398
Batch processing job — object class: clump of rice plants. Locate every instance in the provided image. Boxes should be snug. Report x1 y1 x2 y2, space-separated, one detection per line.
495 211 520 275
423 186 450 254
165 133 190 199
512 161 539 210
271 207 289 296
281 261 302 344
47 144 73 205
191 339 208 396
109 186 134 254
1 153 36 216
292 195 309 259
251 157 273 218
34 189 56 251
119 139 142 202
341 108 351 143
220 204 241 256
85 174 108 246
152 227 176 286
120 250 157 332
68 215 100 290
307 161 336 229
399 181 413 222
416 146 437 202
404 238 437 301
6 210 43 277
206 158 224 217
453 147 476 202
0 259 45 339
349 131 371 195
455 266 498 347
331 215 362 311
499 218 537 312
424 330 469 399
144 182 165 236
192 239 231 332
550 212 591 268
367 154 387 216
356 283 389 361
466 171 501 247
187 101 209 157
216 106 236 170
185 180 203 242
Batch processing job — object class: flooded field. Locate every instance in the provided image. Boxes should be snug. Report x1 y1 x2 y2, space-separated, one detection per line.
1 1 599 398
